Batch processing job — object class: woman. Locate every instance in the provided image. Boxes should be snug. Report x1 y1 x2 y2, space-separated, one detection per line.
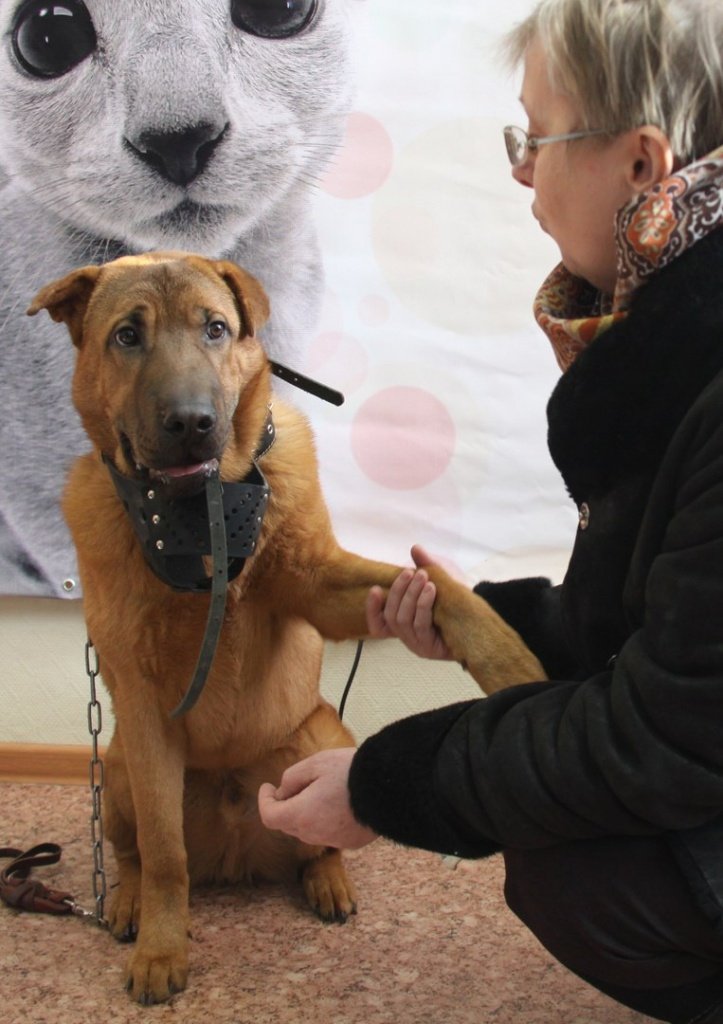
258 2 723 1020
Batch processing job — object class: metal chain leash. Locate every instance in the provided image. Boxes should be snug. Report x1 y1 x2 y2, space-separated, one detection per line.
0 640 110 923
9 640 113 923
85 639 108 927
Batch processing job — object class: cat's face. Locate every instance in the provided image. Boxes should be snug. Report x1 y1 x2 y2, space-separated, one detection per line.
0 0 352 254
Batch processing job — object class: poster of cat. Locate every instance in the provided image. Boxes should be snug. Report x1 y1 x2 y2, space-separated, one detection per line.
0 0 355 596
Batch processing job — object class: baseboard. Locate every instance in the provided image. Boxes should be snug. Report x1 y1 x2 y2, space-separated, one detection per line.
0 742 107 785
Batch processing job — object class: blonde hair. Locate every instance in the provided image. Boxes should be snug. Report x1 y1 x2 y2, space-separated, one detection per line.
504 0 723 163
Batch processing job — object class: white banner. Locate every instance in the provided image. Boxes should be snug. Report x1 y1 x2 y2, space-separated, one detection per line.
0 0 574 600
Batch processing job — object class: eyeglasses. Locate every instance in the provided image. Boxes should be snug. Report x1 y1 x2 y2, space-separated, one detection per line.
503 125 609 167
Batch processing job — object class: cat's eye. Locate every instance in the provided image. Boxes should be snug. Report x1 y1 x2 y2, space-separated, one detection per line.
12 0 97 78
230 0 318 39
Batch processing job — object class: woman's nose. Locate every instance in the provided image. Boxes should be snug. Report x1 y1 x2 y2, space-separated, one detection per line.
512 159 534 188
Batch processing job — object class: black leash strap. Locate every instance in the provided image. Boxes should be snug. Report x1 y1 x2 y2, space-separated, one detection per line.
338 640 364 721
170 474 229 718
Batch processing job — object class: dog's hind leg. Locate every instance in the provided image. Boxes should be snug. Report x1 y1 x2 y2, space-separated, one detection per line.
289 702 358 921
293 702 359 921
240 701 358 921
300 847 357 923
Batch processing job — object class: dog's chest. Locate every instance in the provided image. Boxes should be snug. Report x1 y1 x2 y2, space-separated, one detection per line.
180 616 324 768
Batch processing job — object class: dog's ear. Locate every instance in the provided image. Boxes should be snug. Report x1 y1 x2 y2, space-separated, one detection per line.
213 261 270 338
26 265 102 348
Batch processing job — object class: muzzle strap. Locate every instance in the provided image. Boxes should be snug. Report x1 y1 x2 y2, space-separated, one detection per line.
170 473 228 718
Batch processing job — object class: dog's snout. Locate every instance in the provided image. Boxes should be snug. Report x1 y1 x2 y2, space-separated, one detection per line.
163 403 217 440
128 122 228 187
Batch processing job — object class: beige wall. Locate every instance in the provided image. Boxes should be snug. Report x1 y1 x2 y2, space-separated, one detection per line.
0 595 484 748
1 546 570 749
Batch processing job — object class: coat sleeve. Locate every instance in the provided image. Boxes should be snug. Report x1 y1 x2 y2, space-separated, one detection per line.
348 394 723 857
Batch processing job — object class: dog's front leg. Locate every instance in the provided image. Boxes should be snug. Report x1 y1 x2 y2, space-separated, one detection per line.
419 563 546 691
114 687 190 1004
293 552 546 694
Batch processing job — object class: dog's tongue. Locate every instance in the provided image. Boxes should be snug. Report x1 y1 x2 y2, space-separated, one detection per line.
149 459 219 481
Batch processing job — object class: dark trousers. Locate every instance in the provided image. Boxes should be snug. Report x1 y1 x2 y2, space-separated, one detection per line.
504 836 723 1023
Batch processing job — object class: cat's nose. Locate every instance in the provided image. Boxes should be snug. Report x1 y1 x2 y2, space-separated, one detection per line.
127 122 229 186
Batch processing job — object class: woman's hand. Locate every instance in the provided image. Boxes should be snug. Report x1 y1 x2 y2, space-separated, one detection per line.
366 544 452 660
257 748 378 850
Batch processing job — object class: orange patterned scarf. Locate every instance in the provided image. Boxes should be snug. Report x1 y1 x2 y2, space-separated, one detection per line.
534 145 723 371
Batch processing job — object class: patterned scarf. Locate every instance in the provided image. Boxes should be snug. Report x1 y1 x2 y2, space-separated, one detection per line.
533 145 723 371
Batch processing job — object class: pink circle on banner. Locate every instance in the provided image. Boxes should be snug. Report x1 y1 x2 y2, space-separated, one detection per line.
322 112 394 199
351 387 456 489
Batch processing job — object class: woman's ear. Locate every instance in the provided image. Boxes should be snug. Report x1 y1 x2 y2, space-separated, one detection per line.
628 126 674 192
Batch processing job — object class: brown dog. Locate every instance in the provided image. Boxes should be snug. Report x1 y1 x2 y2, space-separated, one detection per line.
27 253 544 1004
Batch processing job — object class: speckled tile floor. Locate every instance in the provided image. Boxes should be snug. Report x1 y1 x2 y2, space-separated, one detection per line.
0 782 650 1023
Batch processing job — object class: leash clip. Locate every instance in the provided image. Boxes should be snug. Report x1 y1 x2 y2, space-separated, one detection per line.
62 896 100 921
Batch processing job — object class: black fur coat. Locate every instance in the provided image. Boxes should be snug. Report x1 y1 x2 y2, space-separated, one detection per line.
349 229 723 935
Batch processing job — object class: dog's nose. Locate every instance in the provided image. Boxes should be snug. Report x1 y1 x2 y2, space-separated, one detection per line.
128 122 228 186
163 404 217 440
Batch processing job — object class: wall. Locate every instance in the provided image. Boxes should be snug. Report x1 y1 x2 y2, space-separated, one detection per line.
0 598 484 746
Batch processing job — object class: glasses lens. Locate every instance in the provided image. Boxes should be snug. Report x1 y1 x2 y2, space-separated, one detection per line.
503 126 527 166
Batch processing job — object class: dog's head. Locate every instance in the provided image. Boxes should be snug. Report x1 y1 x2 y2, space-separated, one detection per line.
27 252 271 496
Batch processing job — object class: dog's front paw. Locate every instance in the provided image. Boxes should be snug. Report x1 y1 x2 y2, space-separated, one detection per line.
108 882 141 942
302 849 357 923
124 942 189 1004
429 572 546 692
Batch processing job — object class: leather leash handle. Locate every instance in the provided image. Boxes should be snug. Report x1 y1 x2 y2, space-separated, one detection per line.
0 844 74 915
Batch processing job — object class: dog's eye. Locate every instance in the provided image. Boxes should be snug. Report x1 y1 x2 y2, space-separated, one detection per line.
12 0 97 79
206 321 228 342
113 326 140 349
230 0 318 39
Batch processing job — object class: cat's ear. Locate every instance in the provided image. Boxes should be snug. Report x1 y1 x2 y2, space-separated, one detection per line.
27 265 102 348
212 259 270 338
